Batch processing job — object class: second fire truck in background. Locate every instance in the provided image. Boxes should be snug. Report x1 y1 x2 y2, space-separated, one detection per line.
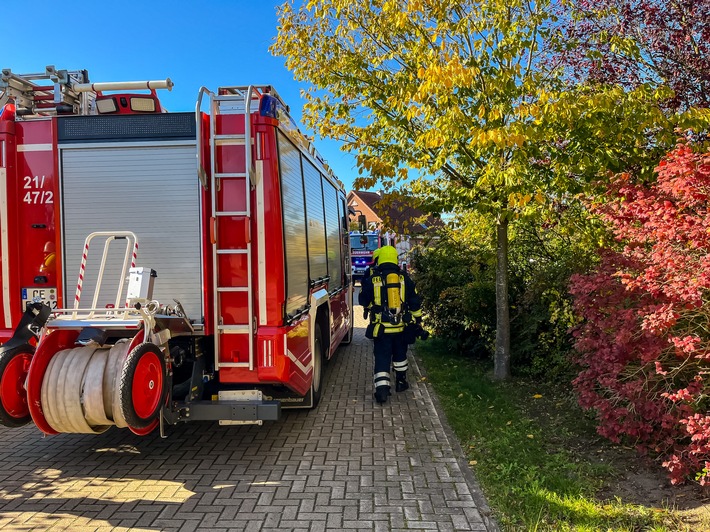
349 230 382 282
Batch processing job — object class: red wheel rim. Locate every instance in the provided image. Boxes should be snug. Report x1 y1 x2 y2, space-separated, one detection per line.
0 352 31 418
132 350 163 419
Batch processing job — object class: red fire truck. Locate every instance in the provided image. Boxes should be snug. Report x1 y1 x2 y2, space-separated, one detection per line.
0 66 353 436
349 230 382 282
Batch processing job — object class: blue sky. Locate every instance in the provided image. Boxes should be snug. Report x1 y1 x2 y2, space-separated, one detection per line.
5 0 359 190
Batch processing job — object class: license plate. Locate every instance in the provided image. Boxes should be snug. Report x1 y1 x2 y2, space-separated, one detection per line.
21 287 58 310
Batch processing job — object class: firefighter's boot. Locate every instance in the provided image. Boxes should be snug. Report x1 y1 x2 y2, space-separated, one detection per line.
374 385 391 405
395 372 409 392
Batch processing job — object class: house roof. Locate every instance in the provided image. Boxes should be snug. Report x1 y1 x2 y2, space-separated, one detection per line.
349 191 382 212
347 190 382 224
348 190 441 235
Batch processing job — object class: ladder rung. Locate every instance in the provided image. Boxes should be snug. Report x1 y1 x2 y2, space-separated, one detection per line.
214 94 253 101
219 325 250 334
216 362 251 368
215 173 248 179
214 135 247 146
216 211 249 217
218 287 249 292
217 249 249 255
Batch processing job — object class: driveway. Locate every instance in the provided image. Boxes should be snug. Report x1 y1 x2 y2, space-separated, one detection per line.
0 308 496 531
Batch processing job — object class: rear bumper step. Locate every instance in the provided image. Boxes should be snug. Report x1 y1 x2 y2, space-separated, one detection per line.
163 399 281 424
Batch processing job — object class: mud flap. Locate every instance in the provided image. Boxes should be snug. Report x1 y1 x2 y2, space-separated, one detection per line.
260 385 313 409
171 353 206 402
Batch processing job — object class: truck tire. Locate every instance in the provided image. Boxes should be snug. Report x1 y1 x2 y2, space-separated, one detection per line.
0 345 34 427
311 323 324 407
118 343 166 429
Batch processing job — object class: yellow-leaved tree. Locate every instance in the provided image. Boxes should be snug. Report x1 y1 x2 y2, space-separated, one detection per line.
271 0 694 379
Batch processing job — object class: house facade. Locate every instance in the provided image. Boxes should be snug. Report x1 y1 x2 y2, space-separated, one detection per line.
347 190 383 230
347 190 440 268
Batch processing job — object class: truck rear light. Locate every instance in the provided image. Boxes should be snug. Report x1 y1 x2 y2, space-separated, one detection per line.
0 103 15 121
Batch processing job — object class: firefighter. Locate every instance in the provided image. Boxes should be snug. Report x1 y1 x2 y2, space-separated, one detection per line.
359 245 422 405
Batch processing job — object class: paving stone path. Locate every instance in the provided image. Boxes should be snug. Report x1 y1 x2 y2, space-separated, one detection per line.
0 310 496 531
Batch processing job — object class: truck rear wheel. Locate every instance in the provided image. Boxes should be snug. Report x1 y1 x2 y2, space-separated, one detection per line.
0 345 34 427
119 343 166 429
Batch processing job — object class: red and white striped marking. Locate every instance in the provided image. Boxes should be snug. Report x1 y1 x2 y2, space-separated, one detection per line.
74 242 90 308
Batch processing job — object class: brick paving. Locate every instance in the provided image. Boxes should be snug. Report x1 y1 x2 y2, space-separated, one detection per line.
0 308 496 531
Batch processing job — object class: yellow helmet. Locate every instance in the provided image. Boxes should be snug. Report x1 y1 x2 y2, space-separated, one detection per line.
377 245 398 265
372 248 382 264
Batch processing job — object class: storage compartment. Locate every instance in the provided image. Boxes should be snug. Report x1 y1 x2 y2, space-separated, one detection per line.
60 143 204 321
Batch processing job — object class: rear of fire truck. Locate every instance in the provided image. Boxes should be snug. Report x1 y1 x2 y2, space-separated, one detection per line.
349 230 381 282
0 66 353 437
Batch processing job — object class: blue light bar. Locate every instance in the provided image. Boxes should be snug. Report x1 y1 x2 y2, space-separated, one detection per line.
259 93 285 119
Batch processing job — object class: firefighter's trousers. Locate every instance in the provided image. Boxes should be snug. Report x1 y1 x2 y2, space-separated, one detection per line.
372 332 408 390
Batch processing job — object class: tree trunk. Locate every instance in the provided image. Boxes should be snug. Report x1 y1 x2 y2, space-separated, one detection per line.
493 215 511 380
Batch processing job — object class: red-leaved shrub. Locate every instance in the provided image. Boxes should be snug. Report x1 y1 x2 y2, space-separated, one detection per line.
570 143 710 484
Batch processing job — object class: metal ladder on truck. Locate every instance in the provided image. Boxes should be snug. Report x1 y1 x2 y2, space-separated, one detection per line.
0 66 90 115
198 85 269 371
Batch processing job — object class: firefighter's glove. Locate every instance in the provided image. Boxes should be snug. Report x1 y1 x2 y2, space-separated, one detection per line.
363 307 369 320
417 326 430 341
415 317 422 325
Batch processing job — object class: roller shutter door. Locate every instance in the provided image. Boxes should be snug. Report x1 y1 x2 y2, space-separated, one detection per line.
60 144 204 322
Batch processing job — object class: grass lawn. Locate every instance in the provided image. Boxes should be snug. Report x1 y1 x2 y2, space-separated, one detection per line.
414 338 690 532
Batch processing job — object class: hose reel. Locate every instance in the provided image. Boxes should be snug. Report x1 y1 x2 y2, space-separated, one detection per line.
38 338 167 434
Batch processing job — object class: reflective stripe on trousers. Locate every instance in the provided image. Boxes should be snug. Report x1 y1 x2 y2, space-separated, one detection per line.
374 371 390 388
393 358 408 373
373 333 408 390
